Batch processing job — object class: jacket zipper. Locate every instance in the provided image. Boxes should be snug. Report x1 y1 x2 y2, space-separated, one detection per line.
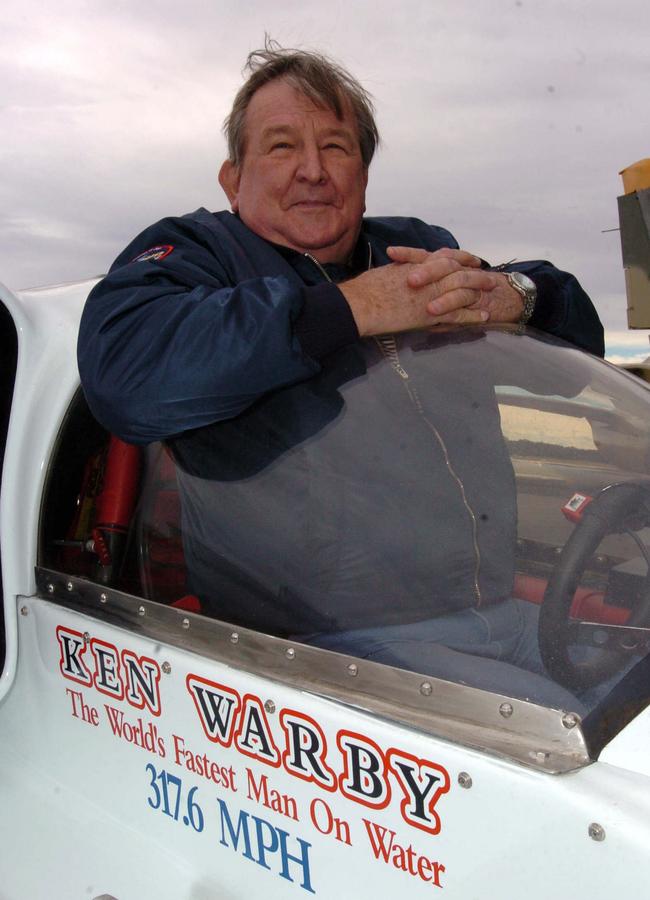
304 252 483 606
303 242 373 280
374 335 483 607
304 252 333 282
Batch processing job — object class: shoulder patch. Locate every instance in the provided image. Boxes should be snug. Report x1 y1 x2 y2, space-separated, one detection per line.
131 244 174 263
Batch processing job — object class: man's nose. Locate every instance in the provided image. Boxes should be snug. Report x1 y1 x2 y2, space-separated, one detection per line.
295 145 327 184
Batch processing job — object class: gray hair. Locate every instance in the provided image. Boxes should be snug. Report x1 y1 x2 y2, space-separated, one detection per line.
223 40 380 167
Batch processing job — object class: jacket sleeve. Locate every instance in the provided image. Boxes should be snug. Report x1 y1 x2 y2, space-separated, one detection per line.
402 218 604 357
77 216 352 444
493 259 605 358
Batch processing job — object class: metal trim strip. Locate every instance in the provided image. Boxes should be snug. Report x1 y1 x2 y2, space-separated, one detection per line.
35 566 591 774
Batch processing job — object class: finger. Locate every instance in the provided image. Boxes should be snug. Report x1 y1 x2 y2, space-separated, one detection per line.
427 289 488 318
386 246 430 264
389 245 482 272
465 291 491 311
428 271 497 315
406 257 462 288
431 248 482 268
430 306 490 325
407 255 485 288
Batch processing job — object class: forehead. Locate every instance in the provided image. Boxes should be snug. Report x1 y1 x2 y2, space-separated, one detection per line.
244 78 359 140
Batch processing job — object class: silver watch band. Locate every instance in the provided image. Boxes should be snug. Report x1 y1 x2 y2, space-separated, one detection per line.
505 272 537 325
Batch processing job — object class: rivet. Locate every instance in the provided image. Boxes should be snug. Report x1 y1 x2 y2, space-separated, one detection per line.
562 712 580 729
264 700 276 714
99 593 108 604
588 823 606 842
458 772 473 789
20 606 29 616
532 750 550 763
181 618 190 630
347 663 358 677
499 702 514 718
83 632 90 644
161 662 171 675
138 605 146 617
621 633 639 650
46 583 55 594
286 648 296 660
420 681 433 696
66 581 74 592
230 632 239 644
554 546 563 556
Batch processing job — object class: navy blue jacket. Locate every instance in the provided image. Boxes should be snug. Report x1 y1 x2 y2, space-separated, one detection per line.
78 208 604 444
77 209 605 634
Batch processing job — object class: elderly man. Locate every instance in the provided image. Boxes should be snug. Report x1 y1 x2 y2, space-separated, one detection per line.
78 44 604 708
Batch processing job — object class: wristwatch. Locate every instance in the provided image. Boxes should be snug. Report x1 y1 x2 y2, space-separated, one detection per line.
505 272 537 325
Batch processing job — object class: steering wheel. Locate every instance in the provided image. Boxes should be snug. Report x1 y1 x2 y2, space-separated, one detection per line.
539 481 650 693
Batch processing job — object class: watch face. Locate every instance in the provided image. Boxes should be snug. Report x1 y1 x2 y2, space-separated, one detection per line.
512 272 536 293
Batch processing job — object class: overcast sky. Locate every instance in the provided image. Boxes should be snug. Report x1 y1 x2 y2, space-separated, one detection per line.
2 0 648 359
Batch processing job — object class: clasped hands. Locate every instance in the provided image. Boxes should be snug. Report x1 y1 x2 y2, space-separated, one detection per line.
340 246 524 338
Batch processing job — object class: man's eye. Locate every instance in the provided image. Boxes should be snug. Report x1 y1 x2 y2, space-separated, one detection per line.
323 143 347 152
270 142 292 151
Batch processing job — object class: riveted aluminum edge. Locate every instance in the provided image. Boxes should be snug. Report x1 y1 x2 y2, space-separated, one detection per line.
34 567 592 774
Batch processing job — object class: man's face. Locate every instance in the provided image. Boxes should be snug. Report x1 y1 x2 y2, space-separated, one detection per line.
219 78 368 264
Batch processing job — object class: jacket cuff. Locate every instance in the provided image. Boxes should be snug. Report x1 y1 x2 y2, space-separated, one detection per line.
294 283 360 360
527 271 564 332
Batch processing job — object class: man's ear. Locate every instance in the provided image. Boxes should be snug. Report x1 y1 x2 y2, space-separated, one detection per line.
218 160 240 211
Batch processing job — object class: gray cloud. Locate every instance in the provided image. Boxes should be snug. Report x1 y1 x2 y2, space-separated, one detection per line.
2 0 648 350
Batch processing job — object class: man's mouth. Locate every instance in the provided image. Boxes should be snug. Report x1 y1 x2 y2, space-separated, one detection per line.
290 199 334 208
